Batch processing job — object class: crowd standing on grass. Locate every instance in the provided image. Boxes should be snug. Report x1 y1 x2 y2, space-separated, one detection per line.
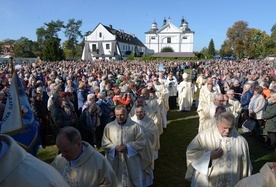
0 58 275 186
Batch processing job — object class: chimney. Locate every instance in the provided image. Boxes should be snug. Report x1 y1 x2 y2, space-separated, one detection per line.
109 24 113 29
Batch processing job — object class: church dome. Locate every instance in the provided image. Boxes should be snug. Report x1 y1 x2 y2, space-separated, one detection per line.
151 21 157 30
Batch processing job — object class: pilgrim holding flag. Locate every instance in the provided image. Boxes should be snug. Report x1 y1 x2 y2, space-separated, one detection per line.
0 58 40 156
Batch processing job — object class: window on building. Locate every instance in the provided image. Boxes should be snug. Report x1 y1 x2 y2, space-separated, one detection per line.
106 44 110 49
182 36 187 39
167 37 171 43
99 32 102 37
92 44 97 52
123 45 125 50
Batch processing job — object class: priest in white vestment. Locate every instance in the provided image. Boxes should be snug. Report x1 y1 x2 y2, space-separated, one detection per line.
152 80 169 128
235 162 276 187
177 73 195 111
198 93 224 132
129 95 162 160
102 105 146 187
52 127 117 187
131 105 158 187
227 89 242 128
186 112 252 187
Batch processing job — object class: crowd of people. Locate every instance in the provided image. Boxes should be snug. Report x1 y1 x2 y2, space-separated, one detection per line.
0 58 275 186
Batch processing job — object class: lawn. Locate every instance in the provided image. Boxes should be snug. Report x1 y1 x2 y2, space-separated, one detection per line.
37 105 276 187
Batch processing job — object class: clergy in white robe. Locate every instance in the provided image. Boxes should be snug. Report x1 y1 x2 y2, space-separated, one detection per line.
102 105 146 187
227 89 242 127
165 73 178 110
131 105 158 187
194 73 206 107
186 112 252 187
149 88 168 129
139 88 163 136
52 127 117 187
198 93 224 132
235 162 276 187
130 96 161 160
0 134 69 187
177 73 194 111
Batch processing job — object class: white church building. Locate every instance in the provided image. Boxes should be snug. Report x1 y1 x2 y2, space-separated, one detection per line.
145 17 195 57
81 23 146 60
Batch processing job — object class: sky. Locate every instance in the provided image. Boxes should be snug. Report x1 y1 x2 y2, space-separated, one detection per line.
1 0 275 52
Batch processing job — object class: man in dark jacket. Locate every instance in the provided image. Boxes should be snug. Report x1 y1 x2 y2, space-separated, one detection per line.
50 94 75 140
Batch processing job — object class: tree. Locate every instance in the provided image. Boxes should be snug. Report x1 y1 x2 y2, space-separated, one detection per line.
42 37 64 61
264 23 276 56
245 28 269 58
37 20 64 60
13 37 39 57
226 21 249 58
220 40 233 57
64 19 83 60
161 46 174 52
199 47 208 58
36 27 47 48
44 20 64 38
208 39 215 57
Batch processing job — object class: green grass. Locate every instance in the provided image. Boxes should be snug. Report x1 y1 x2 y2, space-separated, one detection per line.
37 105 276 187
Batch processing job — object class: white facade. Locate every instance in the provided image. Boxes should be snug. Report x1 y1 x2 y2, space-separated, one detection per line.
145 17 195 53
82 23 146 60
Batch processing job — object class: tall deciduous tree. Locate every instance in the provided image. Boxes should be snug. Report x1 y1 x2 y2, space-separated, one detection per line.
226 21 249 58
264 23 276 55
245 28 269 58
64 19 83 60
220 40 233 57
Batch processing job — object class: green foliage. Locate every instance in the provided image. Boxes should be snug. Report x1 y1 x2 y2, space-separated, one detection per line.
141 55 156 61
161 46 174 52
208 39 215 56
2 19 276 60
126 55 135 60
8 37 39 58
42 37 64 61
226 21 249 58
64 19 83 60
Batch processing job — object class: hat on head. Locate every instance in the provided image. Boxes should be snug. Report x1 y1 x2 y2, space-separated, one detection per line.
182 73 188 79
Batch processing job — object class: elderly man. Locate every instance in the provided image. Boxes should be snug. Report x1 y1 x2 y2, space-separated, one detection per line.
198 93 224 132
102 105 146 187
51 126 117 187
186 112 252 187
131 105 158 186
0 134 69 186
50 94 75 140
